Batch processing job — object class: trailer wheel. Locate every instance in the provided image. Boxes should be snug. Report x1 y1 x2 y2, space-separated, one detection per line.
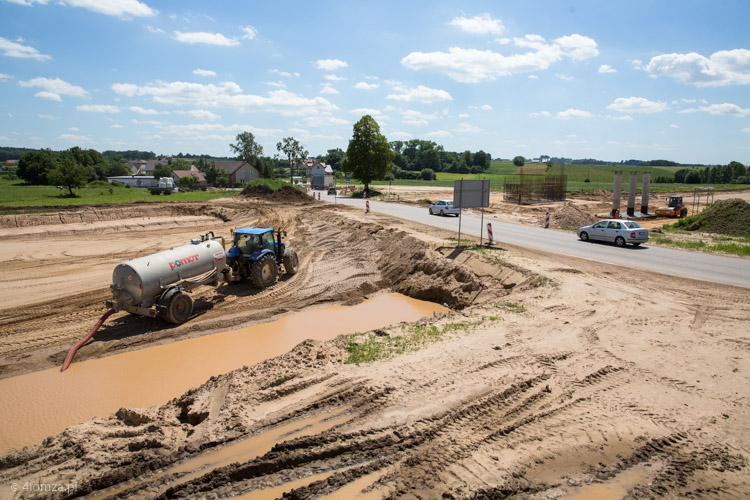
283 248 299 275
251 253 277 288
165 291 193 324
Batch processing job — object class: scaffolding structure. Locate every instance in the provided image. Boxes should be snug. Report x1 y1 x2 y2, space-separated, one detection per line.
504 173 567 205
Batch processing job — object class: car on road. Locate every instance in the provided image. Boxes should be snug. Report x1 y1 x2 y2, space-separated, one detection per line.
428 200 460 216
578 219 649 247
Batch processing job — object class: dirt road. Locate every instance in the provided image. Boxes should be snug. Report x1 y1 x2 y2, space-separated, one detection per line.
0 193 748 498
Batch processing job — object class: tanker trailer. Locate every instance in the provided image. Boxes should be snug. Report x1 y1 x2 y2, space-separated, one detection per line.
107 231 230 324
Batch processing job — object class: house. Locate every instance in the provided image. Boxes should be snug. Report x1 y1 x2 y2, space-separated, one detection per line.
172 169 207 187
304 159 329 178
126 158 171 175
211 161 260 184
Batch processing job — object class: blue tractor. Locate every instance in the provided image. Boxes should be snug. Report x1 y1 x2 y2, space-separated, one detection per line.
226 227 299 288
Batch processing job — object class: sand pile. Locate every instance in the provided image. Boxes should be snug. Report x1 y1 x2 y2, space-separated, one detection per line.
240 185 312 203
548 202 599 229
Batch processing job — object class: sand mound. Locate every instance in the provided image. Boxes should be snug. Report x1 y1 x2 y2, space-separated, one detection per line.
548 202 598 229
679 198 750 235
239 185 312 203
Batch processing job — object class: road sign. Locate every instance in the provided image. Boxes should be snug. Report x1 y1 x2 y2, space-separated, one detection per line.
453 179 490 209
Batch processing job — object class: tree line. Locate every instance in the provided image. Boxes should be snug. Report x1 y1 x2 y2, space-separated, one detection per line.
655 161 749 184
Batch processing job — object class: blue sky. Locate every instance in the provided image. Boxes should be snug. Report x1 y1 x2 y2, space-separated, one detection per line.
1 0 748 164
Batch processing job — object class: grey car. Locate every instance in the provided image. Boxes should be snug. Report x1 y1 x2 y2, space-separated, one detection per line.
428 200 460 216
578 219 649 247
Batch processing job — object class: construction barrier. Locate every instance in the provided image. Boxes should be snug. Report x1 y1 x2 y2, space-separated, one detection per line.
544 211 550 228
487 223 496 245
366 200 370 213
317 192 320 200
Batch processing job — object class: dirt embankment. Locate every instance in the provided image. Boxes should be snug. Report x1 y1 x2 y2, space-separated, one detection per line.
0 195 749 499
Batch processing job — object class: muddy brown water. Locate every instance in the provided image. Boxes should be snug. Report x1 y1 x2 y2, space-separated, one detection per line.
0 293 447 454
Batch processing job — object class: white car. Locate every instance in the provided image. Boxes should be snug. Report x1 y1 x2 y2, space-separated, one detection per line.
428 200 460 216
578 219 649 247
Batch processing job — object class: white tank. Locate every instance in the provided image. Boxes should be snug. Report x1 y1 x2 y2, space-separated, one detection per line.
112 239 227 307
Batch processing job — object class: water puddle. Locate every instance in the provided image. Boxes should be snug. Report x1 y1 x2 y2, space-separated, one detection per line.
0 293 446 453
563 463 663 499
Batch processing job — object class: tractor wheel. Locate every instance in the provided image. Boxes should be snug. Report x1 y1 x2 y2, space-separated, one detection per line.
165 291 193 324
251 253 277 288
579 231 589 242
615 236 626 247
283 248 299 275
681 207 688 217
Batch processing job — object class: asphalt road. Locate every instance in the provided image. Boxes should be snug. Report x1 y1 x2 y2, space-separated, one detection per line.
320 192 750 288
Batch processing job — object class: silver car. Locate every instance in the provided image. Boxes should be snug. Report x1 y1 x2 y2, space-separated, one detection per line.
428 200 459 216
578 219 649 247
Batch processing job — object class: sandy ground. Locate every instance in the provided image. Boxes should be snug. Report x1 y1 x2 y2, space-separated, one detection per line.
0 192 748 498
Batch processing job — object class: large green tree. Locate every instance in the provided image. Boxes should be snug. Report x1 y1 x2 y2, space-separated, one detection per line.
18 149 57 184
276 137 307 184
230 132 263 168
47 155 88 197
513 155 525 167
340 115 393 192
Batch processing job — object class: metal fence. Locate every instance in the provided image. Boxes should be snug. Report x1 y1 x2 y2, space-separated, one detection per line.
504 174 568 204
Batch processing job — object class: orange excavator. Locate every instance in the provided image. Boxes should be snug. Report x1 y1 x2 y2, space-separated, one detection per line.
654 196 688 218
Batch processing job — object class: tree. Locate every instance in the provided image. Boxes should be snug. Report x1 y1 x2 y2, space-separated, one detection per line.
340 115 394 192
47 155 88 197
18 149 57 184
169 158 192 171
513 156 525 167
276 137 308 184
153 162 173 179
230 131 264 170
216 169 230 188
420 168 436 181
179 174 199 187
324 148 345 171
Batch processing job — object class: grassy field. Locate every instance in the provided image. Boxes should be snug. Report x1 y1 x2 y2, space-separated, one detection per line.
0 179 237 213
372 161 743 194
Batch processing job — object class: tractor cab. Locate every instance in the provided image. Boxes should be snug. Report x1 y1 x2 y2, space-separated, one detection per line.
231 227 276 256
226 227 299 288
667 196 683 208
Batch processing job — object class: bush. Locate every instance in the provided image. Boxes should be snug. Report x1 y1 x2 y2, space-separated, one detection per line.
654 175 673 183
420 168 435 181
685 170 702 184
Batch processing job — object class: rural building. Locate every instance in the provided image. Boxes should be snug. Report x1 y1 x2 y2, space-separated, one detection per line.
172 170 207 187
210 161 260 184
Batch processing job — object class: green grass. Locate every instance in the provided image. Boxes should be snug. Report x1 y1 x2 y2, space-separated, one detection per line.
500 301 526 313
0 178 237 212
342 319 484 364
649 232 750 257
242 178 295 191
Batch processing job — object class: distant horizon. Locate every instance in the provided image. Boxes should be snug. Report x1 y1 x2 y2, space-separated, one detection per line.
1 1 748 165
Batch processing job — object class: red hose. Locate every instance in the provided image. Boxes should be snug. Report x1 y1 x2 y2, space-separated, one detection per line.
60 309 116 372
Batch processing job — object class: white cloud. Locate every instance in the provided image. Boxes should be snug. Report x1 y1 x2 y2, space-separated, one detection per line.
38 113 57 119
354 81 379 90
323 74 346 81
57 0 156 18
556 73 574 81
401 109 437 126
386 85 452 103
450 13 504 35
145 25 164 34
19 77 87 101
609 115 633 121
598 64 617 73
458 112 469 118
270 69 299 78
111 123 124 128
742 127 750 133
495 37 511 45
6 0 49 5
469 104 493 111
453 122 482 133
241 26 258 40
68 127 79 132
679 102 750 117
264 81 285 88
401 33 598 83
77 104 120 113
606 96 668 114
193 68 216 77
669 124 679 128
555 108 593 120
173 31 239 46
112 80 338 116
320 83 338 95
528 74 539 79
425 130 452 139
59 133 94 143
529 111 551 118
303 113 348 126
315 59 347 71
645 49 750 87
350 107 388 120
129 105 168 115
0 36 51 61
0 73 13 81
175 109 220 120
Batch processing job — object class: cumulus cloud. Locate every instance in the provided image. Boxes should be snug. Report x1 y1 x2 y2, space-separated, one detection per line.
401 109 437 126
599 64 617 73
0 36 51 61
193 68 216 77
607 96 668 114
349 107 388 120
449 13 504 35
0 73 13 81
58 0 156 18
469 104 493 111
111 123 123 128
386 84 452 103
174 31 239 46
679 102 750 117
528 111 551 118
555 108 592 120
112 80 338 116
303 113 348 126
354 81 379 90
59 133 93 143
556 73 574 81
175 109 220 120
315 59 347 71
425 130 452 139
323 74 346 81
454 123 483 133
6 0 48 4
401 33 598 83
19 77 87 100
270 69 300 78
320 83 338 95
77 104 120 113
645 49 750 87
129 105 168 115
38 113 57 119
